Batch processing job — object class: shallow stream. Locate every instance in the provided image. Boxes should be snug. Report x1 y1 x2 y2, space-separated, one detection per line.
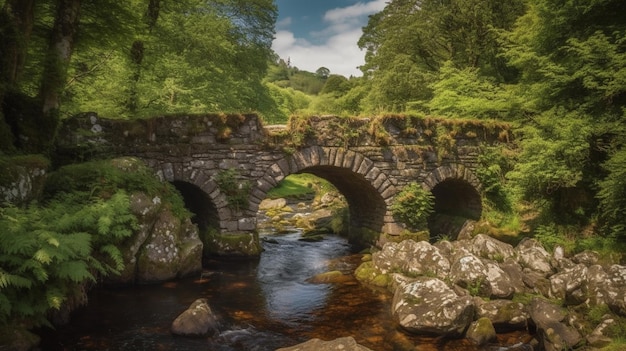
40 231 530 350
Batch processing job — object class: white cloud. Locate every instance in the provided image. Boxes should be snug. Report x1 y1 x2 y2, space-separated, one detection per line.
276 16 292 29
271 0 387 77
324 0 387 23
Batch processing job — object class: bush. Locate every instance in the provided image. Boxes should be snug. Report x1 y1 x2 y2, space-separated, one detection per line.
0 192 136 327
391 182 435 231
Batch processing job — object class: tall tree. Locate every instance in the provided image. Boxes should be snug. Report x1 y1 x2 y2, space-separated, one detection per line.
503 0 626 223
39 0 81 116
357 0 525 112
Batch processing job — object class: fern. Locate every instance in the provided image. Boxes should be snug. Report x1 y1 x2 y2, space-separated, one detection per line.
99 244 124 272
55 261 95 283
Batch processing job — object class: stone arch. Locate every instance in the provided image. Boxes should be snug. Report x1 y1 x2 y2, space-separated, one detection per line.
148 160 236 233
421 164 482 239
250 146 397 246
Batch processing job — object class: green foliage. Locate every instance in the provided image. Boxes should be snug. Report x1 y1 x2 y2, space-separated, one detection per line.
597 148 626 240
44 157 189 219
427 62 522 120
476 146 514 212
215 168 251 211
0 191 136 326
506 113 591 203
391 182 435 231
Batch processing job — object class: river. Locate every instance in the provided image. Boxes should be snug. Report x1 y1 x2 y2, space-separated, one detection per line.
39 230 530 350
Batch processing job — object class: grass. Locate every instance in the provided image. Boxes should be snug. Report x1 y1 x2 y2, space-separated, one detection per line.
266 173 335 200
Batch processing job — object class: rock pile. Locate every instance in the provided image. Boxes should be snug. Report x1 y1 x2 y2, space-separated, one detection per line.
355 234 626 350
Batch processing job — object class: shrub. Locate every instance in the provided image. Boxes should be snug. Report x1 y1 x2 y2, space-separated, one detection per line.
391 182 435 230
0 192 136 327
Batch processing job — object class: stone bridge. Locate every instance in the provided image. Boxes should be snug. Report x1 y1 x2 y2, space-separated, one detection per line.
56 113 511 248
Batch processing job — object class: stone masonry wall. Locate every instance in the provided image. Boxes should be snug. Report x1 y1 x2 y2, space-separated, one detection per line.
55 113 511 242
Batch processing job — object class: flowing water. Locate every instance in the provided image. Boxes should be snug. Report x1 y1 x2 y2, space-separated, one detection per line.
40 231 531 351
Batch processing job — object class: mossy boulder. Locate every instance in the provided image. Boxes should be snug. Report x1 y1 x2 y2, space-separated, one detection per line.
203 230 262 257
0 154 49 206
355 261 391 288
466 317 497 345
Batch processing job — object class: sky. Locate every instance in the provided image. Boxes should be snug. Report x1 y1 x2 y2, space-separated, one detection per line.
272 0 387 77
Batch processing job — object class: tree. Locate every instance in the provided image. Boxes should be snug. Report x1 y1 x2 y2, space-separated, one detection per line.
315 67 330 80
502 0 626 223
357 0 525 112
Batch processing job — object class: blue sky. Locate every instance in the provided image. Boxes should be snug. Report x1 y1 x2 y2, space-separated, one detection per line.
272 0 387 77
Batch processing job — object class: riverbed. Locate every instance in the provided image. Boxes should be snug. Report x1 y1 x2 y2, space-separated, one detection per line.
40 231 530 350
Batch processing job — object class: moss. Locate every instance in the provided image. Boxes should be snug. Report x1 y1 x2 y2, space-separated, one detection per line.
0 154 50 185
354 261 391 288
203 229 261 257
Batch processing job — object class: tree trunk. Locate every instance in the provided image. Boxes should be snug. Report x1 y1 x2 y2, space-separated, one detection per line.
127 0 161 114
40 0 81 115
0 0 35 89
0 0 35 152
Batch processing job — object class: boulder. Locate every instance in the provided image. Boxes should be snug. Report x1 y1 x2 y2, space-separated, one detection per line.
606 264 626 316
449 254 491 297
528 298 582 351
516 238 554 276
276 337 372 351
586 315 615 348
258 197 287 210
391 276 474 336
466 317 496 346
469 234 516 262
549 263 587 304
571 250 599 266
373 240 450 280
585 264 611 306
475 299 529 331
499 262 527 294
171 298 219 337
106 192 202 285
484 261 515 299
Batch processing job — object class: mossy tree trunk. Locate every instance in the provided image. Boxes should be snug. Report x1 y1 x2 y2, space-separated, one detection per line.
39 0 81 118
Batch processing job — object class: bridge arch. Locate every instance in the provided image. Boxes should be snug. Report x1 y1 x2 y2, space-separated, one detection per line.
251 146 396 246
422 164 482 238
148 160 238 232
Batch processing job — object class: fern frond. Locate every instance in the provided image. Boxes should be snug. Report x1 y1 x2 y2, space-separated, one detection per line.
0 270 32 289
46 287 66 310
99 244 124 272
33 248 52 264
97 216 112 236
55 261 95 283
0 293 11 322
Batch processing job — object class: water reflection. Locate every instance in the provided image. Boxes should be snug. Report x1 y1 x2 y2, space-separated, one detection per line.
257 232 350 326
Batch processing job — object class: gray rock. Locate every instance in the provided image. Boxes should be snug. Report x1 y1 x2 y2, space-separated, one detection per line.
391 277 474 336
476 299 529 331
499 262 527 294
171 298 219 337
586 315 615 348
484 261 515 299
606 264 626 316
373 240 450 280
571 250 599 266
516 238 554 276
549 263 587 304
276 337 373 351
466 317 497 346
469 234 516 262
449 254 491 297
528 298 581 351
